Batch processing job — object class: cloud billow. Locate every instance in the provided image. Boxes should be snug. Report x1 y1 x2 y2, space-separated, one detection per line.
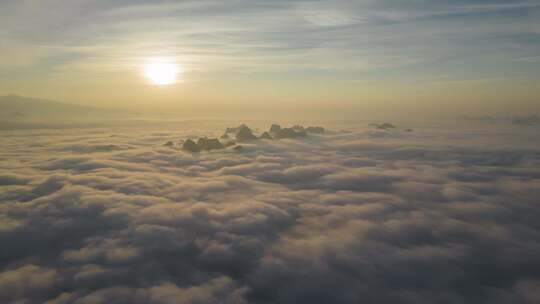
1 123 540 303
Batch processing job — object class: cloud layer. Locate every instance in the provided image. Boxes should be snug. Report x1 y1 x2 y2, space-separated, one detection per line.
1 121 540 303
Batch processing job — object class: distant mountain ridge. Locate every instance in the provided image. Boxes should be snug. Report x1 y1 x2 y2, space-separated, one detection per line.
0 95 111 120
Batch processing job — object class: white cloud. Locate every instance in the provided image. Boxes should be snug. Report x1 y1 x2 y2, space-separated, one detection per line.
1 121 540 303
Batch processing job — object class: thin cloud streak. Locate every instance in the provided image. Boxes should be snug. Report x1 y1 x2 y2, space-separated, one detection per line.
1 1 539 77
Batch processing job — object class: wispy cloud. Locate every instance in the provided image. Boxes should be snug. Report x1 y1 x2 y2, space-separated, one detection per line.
1 0 539 77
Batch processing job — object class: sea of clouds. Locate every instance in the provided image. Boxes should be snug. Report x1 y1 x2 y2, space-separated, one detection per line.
1 120 540 303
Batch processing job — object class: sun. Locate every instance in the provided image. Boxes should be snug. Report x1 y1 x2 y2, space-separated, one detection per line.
145 59 179 86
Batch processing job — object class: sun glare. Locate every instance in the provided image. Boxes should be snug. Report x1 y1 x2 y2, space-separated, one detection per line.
145 59 178 86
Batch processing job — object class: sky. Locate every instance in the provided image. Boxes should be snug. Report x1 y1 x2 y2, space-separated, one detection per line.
1 0 540 115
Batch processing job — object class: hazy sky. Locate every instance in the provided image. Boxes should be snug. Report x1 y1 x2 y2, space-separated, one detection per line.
1 0 539 114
